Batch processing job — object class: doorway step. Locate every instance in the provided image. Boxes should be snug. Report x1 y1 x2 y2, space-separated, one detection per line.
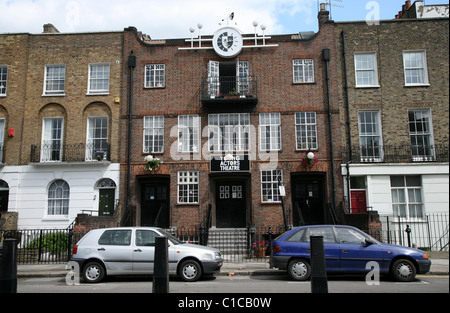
207 228 248 260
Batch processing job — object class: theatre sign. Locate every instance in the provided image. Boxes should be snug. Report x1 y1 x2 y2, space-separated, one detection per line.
210 154 250 172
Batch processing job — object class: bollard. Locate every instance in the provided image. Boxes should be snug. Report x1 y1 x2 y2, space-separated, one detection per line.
405 225 412 248
310 236 328 293
0 239 18 293
153 236 169 293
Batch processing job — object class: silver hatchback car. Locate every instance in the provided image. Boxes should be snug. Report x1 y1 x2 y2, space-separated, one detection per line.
70 227 223 283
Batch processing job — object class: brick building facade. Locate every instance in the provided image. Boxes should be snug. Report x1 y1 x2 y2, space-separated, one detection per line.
1 3 447 234
119 8 343 231
0 25 123 228
335 14 449 239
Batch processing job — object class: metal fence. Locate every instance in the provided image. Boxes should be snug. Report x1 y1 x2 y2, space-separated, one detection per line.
168 226 285 263
0 229 88 264
378 213 449 251
2 214 447 265
0 226 283 264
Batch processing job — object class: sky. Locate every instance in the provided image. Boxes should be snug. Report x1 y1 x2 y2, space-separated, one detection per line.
0 0 448 39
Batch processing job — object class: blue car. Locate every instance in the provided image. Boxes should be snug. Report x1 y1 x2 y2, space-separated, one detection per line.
270 225 431 282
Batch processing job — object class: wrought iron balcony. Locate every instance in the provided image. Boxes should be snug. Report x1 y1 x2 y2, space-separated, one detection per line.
342 144 449 164
30 143 111 163
201 76 258 112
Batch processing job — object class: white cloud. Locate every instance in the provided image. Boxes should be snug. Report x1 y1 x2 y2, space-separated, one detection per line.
0 0 316 37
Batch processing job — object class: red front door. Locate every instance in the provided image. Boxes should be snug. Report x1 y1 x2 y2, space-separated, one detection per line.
350 190 367 214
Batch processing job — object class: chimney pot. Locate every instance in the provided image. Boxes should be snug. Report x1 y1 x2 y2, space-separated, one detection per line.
405 1 412 10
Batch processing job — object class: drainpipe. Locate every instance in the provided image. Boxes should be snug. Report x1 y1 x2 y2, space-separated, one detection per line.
126 52 136 220
341 30 352 160
341 29 353 211
323 49 337 220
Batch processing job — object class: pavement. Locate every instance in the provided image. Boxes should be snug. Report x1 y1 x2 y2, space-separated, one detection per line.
16 251 449 279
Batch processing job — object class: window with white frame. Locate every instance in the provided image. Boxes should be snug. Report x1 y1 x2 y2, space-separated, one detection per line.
408 109 434 161
261 169 283 202
178 171 199 204
0 66 7 96
260 113 281 151
354 53 379 87
390 176 424 219
403 51 429 86
293 59 314 83
44 65 66 95
178 115 200 152
41 117 64 162
86 117 108 161
295 112 318 150
145 64 165 88
48 180 70 215
88 63 110 94
208 113 250 151
144 116 164 153
358 111 383 162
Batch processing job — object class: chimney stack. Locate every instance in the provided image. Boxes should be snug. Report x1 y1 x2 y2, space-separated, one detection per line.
43 23 60 34
318 2 330 28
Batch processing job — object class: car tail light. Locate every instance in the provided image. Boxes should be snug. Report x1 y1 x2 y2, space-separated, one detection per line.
272 245 281 253
72 245 78 255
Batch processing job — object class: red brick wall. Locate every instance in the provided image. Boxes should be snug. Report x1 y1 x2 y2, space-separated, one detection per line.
120 18 343 229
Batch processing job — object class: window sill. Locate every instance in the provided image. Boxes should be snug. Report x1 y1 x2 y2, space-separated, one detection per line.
42 93 66 97
144 86 166 89
404 84 430 88
292 81 316 85
355 85 380 89
261 201 282 205
86 92 110 96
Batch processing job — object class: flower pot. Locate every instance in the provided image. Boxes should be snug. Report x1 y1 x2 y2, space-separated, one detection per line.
253 247 267 257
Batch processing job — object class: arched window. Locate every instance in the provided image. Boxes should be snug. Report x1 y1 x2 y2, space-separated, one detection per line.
48 180 70 215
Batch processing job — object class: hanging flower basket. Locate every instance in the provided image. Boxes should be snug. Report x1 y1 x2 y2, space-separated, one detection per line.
144 155 162 171
302 152 318 167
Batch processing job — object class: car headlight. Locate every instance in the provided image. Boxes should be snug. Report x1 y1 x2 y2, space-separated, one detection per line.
202 252 222 261
202 253 215 261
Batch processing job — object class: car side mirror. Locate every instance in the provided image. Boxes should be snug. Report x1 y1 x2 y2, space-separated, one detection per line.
365 238 375 245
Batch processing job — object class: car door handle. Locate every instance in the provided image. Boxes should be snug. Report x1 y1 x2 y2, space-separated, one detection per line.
98 248 105 251
306 248 310 251
342 249 349 253
134 249 142 252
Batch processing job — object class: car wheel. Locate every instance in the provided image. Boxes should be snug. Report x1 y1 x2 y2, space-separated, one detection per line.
179 259 202 282
391 259 417 282
288 259 311 281
82 261 105 283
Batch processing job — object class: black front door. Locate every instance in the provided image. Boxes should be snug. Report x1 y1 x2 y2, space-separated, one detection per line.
216 181 246 228
141 183 169 228
292 179 324 226
99 189 115 216
0 190 9 212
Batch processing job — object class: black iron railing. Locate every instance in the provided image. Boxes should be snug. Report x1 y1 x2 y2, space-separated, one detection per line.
342 144 449 164
30 143 111 163
201 76 258 103
2 214 447 264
